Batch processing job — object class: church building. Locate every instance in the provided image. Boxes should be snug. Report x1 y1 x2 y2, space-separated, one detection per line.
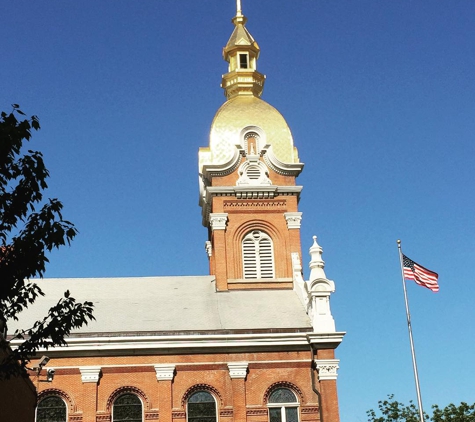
12 4 345 422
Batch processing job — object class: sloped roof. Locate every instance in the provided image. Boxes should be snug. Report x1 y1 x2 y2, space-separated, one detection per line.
8 276 312 336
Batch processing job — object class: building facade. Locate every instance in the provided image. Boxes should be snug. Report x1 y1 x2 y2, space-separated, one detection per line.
12 5 345 422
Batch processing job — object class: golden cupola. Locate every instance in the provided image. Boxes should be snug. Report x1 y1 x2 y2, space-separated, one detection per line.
221 5 265 99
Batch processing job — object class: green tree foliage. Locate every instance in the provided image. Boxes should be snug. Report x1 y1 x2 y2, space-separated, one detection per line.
0 105 94 377
368 395 475 422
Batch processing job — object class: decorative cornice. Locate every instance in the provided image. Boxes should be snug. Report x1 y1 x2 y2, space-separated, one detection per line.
154 364 176 381
227 362 248 379
209 213 228 230
223 200 286 210
284 212 303 229
79 366 101 383
262 146 304 176
315 359 340 380
19 332 345 357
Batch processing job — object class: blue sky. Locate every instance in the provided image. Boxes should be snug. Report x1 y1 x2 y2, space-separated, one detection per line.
2 1 475 420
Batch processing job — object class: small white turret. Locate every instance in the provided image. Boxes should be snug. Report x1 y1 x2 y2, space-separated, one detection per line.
307 236 336 332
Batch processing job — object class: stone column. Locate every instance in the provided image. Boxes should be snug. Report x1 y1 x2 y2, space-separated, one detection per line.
79 366 101 422
154 364 176 422
315 356 340 422
228 362 248 422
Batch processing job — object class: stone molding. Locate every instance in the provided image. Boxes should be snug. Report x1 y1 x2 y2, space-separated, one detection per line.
204 241 212 257
227 362 248 379
315 359 340 380
284 212 303 229
154 364 176 381
79 366 101 383
209 213 228 230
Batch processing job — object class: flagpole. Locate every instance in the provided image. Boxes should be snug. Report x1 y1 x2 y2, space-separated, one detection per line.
397 239 425 422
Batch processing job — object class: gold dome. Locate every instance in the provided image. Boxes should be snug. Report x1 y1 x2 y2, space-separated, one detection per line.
199 96 299 169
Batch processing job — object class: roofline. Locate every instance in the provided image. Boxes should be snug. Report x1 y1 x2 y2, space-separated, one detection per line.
13 332 345 357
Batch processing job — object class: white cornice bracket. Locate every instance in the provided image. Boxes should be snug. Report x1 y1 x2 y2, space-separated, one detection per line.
315 359 340 381
284 212 302 229
227 362 248 379
154 364 176 381
209 213 228 230
79 366 101 383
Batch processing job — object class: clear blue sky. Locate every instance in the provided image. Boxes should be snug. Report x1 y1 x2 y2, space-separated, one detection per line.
2 1 475 420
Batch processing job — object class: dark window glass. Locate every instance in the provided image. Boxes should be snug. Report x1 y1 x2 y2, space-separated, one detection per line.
269 407 282 422
269 388 297 403
239 54 248 68
37 396 67 422
113 393 142 422
268 388 299 422
286 407 299 422
188 391 216 422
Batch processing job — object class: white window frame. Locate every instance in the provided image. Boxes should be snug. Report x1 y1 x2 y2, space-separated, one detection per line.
242 230 275 279
267 388 300 422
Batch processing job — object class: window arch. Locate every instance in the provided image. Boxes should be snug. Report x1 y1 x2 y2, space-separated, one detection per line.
187 390 217 422
112 393 143 422
36 396 67 422
242 230 275 279
267 387 299 422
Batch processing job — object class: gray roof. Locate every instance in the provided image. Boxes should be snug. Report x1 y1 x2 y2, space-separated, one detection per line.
8 276 312 336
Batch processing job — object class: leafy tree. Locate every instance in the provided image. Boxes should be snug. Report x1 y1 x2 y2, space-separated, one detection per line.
0 105 94 378
368 395 475 422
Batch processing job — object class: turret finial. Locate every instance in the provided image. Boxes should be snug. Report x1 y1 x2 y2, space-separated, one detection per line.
232 0 246 25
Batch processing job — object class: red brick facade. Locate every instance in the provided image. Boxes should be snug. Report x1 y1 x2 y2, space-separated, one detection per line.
35 348 340 422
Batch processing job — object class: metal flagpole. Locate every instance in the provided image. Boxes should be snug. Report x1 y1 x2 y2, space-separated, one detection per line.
397 240 425 422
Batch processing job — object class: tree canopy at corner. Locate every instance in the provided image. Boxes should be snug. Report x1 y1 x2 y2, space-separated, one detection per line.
367 395 475 422
0 105 94 377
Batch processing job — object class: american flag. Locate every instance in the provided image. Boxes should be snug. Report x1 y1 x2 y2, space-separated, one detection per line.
403 254 439 292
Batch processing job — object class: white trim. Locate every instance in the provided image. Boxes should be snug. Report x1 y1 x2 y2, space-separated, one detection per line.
284 212 303 229
227 362 248 379
209 213 228 230
154 364 176 381
315 359 340 380
79 366 101 383
17 332 345 356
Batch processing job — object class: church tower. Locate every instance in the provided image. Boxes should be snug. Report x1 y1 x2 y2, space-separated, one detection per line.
199 3 305 291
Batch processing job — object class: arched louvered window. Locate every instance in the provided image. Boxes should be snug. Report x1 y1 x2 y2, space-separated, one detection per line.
112 393 143 422
242 230 275 279
267 388 299 422
187 391 217 422
36 396 67 422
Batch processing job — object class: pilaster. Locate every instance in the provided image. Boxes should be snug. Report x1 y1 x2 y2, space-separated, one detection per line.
315 352 341 422
210 213 228 290
154 364 176 422
79 366 101 422
228 362 248 422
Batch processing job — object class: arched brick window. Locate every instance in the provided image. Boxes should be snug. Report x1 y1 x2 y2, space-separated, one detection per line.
267 387 299 422
242 230 275 279
36 396 67 422
112 393 143 422
187 390 217 422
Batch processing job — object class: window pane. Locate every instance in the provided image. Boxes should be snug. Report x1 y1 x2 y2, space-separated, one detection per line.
113 394 142 422
188 391 216 422
268 388 297 403
269 407 282 422
286 407 299 422
37 396 67 422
